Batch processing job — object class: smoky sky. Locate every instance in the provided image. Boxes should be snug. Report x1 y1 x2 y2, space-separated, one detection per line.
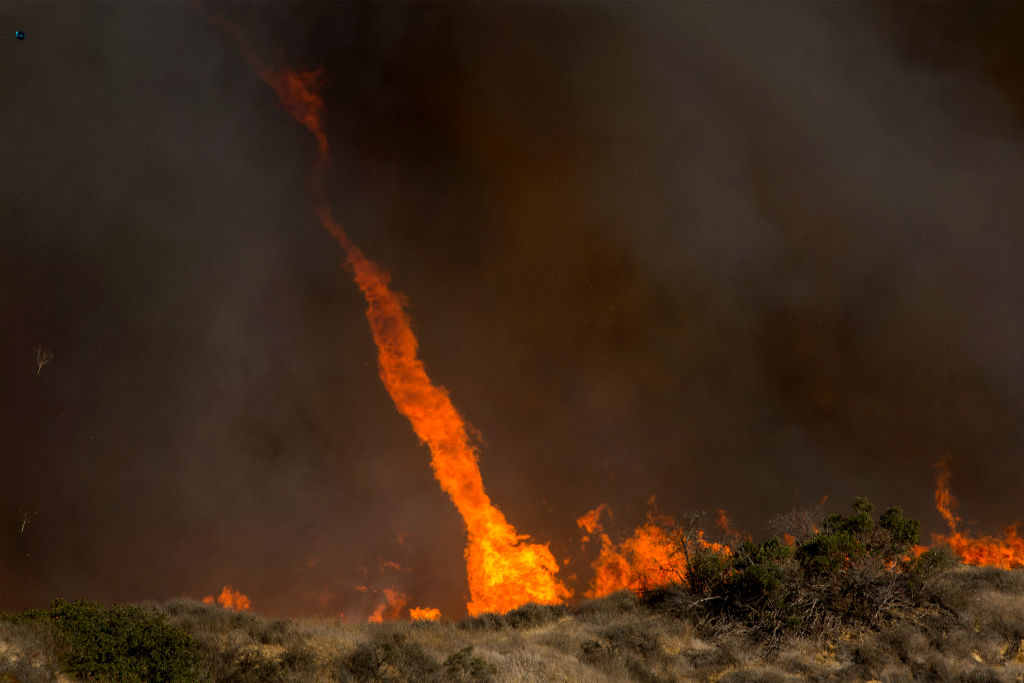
1 3 1023 618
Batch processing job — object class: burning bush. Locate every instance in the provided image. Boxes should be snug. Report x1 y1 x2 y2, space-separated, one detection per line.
646 498 943 643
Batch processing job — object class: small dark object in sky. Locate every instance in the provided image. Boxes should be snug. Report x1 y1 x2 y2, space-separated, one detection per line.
15 30 25 40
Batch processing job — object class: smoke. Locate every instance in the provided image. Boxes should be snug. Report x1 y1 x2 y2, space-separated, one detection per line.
1 3 1022 616
393 2 1024 533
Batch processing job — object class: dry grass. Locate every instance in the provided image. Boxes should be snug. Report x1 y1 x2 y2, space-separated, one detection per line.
0 616 63 682
3 566 1024 681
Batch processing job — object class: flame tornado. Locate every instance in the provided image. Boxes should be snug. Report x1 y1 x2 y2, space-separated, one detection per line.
200 6 569 615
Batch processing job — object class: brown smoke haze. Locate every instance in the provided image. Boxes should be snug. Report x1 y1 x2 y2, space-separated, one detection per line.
1 3 1023 619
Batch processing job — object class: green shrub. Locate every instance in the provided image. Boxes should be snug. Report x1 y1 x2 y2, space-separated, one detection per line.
878 506 921 551
686 544 734 595
47 598 200 682
649 498 936 643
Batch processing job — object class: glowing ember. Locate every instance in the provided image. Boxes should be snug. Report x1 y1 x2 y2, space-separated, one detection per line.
409 606 442 622
931 457 1024 569
203 10 570 616
202 585 251 611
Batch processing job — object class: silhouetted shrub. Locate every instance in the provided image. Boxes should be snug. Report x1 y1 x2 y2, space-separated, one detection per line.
280 641 318 676
220 646 282 682
456 611 505 631
345 630 438 682
443 645 496 682
878 506 922 550
573 590 642 623
249 617 290 645
458 602 568 631
648 498 940 643
501 602 568 629
579 621 673 682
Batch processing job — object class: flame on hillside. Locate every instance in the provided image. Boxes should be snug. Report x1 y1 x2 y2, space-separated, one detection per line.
714 509 749 544
932 456 1024 569
202 585 251 611
409 607 442 622
368 588 407 623
577 503 732 599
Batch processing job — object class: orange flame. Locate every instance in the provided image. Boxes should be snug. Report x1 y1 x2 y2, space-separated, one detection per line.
714 509 750 542
202 585 251 611
191 3 328 160
934 455 961 533
577 503 608 544
577 506 688 598
202 9 570 616
932 457 1024 569
334 227 570 614
409 606 442 621
578 505 734 598
368 588 407 623
940 525 1024 569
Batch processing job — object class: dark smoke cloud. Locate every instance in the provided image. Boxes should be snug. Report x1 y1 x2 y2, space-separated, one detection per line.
1 3 1022 617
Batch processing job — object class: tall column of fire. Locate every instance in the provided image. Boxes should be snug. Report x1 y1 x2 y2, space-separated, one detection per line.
200 7 570 615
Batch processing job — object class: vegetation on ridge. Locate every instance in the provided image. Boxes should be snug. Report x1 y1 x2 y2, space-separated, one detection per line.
2 499 1023 681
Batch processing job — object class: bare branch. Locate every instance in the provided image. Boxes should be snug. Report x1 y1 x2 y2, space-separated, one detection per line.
18 507 37 533
34 345 54 375
767 503 825 542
